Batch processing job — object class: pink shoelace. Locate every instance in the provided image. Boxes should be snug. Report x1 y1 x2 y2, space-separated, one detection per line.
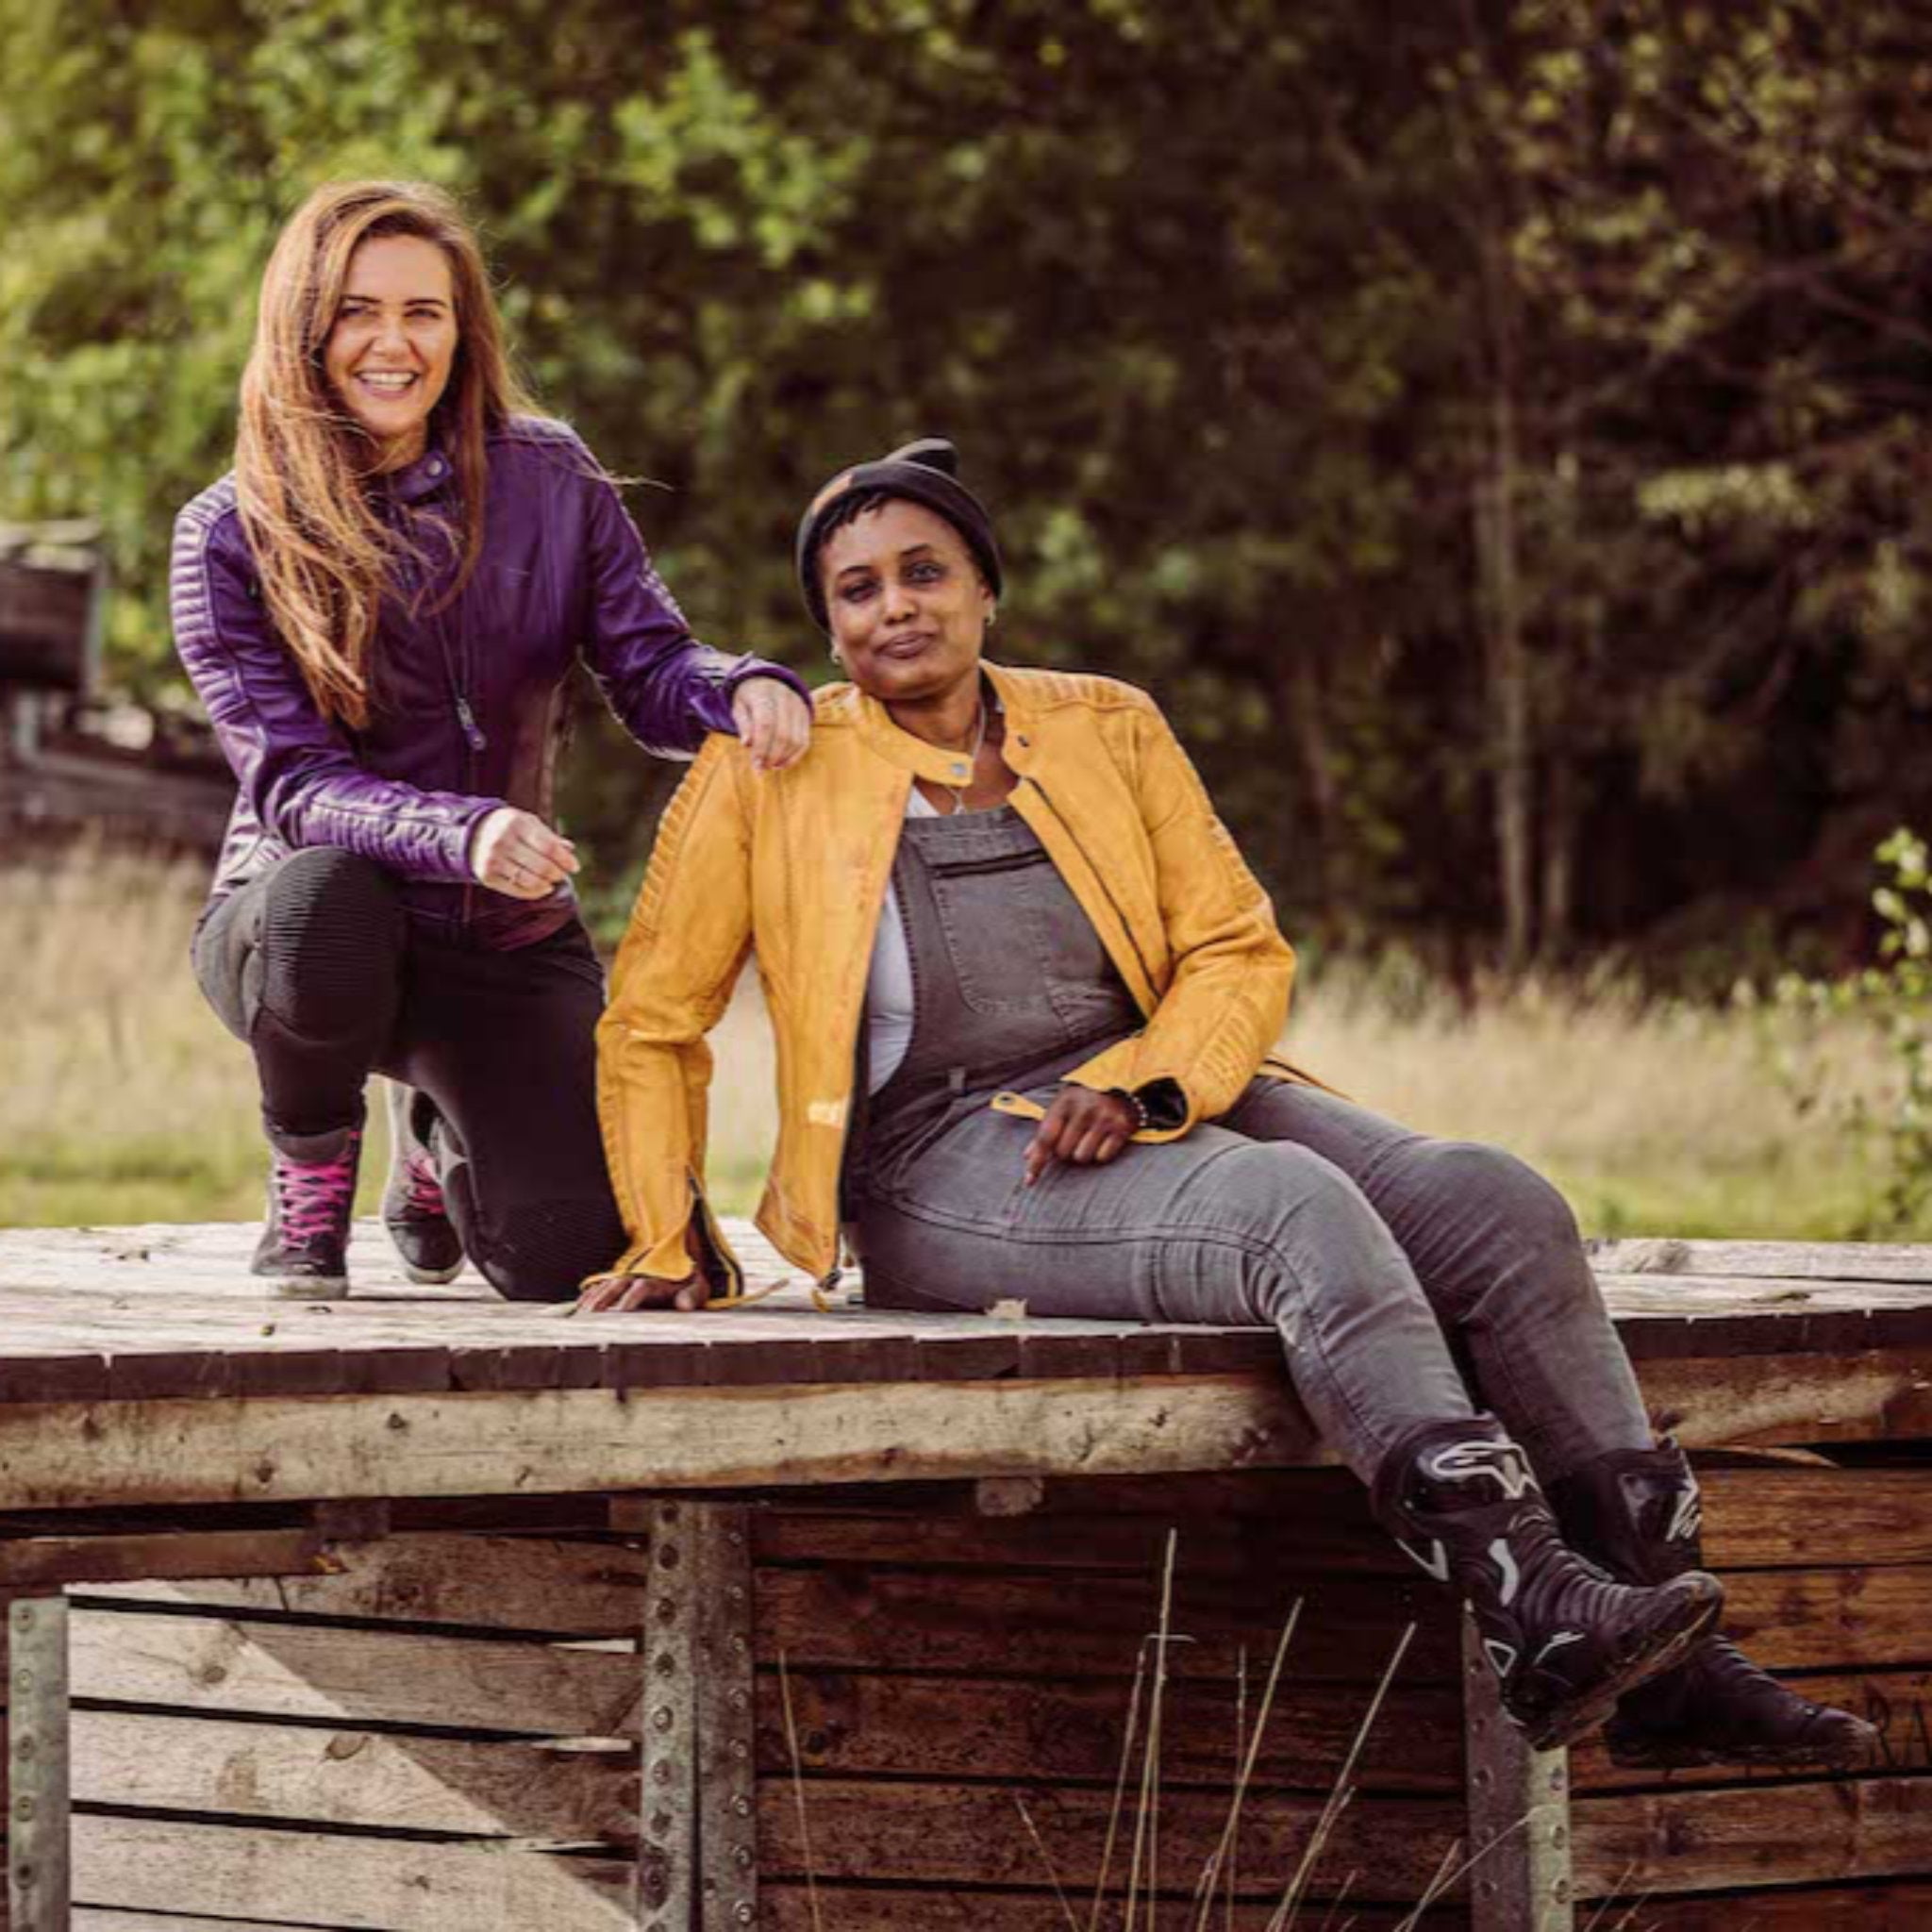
398 1144 446 1219
274 1131 359 1243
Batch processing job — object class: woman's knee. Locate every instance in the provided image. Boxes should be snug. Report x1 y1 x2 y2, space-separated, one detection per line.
1415 1141 1580 1257
469 1193 626 1303
257 850 405 1034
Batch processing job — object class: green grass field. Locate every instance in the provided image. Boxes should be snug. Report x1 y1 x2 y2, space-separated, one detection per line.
0 850 1891 1241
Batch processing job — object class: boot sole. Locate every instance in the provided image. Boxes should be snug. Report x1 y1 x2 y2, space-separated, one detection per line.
264 1274 347 1301
399 1257 465 1286
1521 1584 1724 1753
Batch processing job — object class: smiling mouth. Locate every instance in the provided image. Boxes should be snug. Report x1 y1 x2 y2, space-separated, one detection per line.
355 372 420 397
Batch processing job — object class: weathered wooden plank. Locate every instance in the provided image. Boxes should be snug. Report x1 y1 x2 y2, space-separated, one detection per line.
755 1565 1457 1682
757 1777 1468 1900
750 1774 1932 1904
0 1376 1324 1510
70 1610 642 1738
1718 1565 1932 1671
749 1463 1932 1574
71 1816 636 1931
72 1710 637 1839
0 1529 331 1592
759 1889 1470 1928
753 1666 1465 1790
79 1534 652 1636
75 1914 327 1930
752 1557 1932 1683
1574 1775 1932 1896
1 1349 1920 1517
1591 1236 1932 1285
1593 1884 1932 1930
1633 1348 1932 1448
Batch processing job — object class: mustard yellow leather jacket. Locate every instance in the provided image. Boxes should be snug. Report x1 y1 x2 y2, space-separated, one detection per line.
595 662 1301 1290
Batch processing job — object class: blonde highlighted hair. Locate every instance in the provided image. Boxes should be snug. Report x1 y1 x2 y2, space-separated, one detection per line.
235 180 539 728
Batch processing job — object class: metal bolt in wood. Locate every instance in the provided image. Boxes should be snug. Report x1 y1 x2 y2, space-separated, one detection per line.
8 1594 71 1931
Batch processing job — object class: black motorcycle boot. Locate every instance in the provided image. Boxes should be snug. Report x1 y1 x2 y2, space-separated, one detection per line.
1373 1418 1724 1752
253 1121 362 1300
1552 1441 1878 1771
380 1082 465 1286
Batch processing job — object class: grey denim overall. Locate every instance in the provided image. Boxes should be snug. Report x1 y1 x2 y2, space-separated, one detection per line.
852 805 1653 1489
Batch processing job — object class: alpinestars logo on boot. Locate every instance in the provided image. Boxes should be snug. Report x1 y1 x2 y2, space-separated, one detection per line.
1423 1439 1539 1501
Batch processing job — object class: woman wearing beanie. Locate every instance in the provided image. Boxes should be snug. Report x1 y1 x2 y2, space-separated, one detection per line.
587 438 1870 1768
172 179 812 1301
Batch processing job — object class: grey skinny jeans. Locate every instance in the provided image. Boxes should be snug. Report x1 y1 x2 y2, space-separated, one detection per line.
858 1076 1655 1488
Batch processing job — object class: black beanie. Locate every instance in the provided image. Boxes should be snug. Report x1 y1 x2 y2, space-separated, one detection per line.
795 437 1002 632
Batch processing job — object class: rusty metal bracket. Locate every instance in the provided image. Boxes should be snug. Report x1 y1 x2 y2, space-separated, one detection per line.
8 1594 71 1930
696 1507 758 1930
1463 1612 1574 1931
640 1499 700 1930
637 1501 758 1928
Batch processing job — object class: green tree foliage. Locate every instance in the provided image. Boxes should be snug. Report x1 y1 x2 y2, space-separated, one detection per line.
4 0 1930 967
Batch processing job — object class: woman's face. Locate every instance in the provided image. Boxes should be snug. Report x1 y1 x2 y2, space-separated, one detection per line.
821 499 994 705
323 234 458 471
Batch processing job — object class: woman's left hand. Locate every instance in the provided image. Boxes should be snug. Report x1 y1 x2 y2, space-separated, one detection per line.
732 677 812 774
1024 1088 1138 1186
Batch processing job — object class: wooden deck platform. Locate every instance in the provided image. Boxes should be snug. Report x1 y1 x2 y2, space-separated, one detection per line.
0 1222 1925 1930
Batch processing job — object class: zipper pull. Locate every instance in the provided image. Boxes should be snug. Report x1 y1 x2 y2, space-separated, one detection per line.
455 695 488 753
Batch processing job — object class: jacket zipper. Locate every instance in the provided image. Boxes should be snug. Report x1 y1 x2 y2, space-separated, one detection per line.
819 790 918 1298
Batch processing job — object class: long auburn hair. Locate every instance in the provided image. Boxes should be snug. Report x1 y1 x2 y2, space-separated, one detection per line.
235 180 538 729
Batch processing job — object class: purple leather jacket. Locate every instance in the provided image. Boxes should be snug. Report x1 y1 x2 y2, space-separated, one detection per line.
171 416 807 949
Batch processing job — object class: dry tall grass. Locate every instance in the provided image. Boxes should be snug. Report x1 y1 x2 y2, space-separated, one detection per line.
0 850 1889 1237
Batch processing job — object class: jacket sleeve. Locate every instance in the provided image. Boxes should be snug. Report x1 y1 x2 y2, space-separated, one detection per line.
596 735 756 1281
1063 690 1295 1135
171 506 497 879
575 448 810 757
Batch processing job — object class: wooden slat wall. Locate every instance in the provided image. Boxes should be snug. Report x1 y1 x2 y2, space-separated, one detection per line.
752 1461 1932 1929
1567 1453 1932 1928
65 1535 650 1932
752 1473 1475 1927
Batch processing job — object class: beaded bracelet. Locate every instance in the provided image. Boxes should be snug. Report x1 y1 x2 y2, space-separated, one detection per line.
1108 1087 1153 1134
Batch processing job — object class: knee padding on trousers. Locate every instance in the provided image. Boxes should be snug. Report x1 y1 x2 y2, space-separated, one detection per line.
257 849 406 1041
1406 1141 1581 1257
470 1195 628 1303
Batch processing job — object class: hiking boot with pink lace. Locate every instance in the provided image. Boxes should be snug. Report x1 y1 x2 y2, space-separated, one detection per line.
253 1124 361 1299
381 1082 465 1285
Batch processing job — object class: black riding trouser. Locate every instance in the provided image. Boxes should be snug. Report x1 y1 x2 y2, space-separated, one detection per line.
192 847 625 1300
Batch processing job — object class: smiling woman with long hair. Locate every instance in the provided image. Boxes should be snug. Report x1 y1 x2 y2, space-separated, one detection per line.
587 435 1875 1775
171 179 812 1300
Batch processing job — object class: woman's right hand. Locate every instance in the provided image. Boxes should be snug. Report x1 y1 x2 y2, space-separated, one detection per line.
472 806 580 899
575 1272 707 1314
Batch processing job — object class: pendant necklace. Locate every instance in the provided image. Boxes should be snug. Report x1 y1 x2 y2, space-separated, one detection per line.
945 702 989 815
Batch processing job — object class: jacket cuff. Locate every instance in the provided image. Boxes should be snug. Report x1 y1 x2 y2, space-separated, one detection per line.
722 658 811 719
609 1229 700 1283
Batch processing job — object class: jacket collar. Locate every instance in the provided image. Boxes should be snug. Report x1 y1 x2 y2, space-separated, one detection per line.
385 437 456 506
849 658 1041 785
